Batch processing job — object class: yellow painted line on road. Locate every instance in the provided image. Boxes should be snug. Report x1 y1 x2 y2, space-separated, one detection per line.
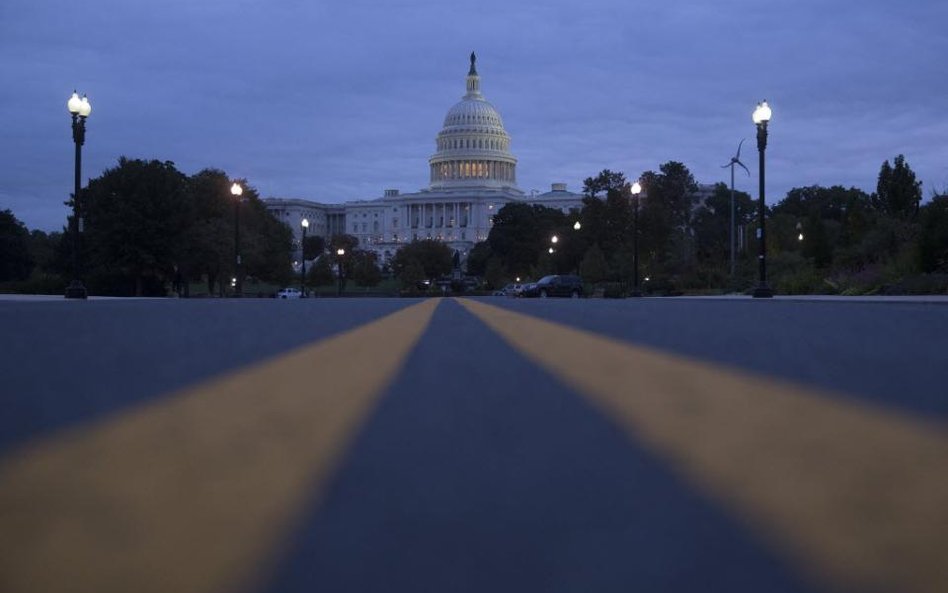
459 298 948 593
0 298 440 593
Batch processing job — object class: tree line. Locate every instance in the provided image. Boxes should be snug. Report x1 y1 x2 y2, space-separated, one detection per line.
2 158 294 296
3 154 947 296
469 156 948 295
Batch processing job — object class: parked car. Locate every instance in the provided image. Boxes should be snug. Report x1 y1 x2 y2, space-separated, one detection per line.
501 283 524 297
276 287 303 299
520 275 584 298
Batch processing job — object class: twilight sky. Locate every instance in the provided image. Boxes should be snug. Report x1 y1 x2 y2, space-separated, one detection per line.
2 0 946 231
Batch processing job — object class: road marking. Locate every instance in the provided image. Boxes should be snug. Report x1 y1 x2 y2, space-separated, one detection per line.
459 298 948 593
0 298 440 593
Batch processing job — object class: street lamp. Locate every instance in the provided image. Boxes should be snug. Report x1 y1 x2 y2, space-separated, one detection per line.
65 91 92 299
752 100 774 298
300 218 309 296
231 182 243 296
336 247 346 296
573 221 581 231
630 180 643 297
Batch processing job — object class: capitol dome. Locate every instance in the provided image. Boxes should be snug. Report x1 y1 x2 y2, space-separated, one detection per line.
429 53 518 190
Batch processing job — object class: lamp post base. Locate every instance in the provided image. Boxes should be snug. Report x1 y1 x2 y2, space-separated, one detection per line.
65 280 88 299
752 284 774 298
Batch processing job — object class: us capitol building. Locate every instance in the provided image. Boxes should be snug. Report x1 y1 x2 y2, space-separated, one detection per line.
263 53 585 266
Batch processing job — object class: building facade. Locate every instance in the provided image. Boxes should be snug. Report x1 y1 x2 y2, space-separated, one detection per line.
264 53 585 265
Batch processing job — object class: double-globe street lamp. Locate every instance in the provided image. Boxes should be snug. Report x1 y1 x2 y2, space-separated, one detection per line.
336 248 346 296
300 218 309 296
65 91 92 299
752 100 774 298
230 182 243 296
630 180 643 297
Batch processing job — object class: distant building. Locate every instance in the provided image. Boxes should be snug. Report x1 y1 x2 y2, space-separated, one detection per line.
264 53 584 265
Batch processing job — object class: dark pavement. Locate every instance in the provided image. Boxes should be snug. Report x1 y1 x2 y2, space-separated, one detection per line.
1 296 945 593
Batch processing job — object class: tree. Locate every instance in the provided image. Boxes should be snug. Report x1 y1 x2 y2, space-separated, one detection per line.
802 210 832 269
183 169 235 295
329 233 359 254
582 169 627 199
28 229 65 275
307 256 335 287
82 157 191 295
691 183 755 266
579 244 609 284
484 258 506 289
238 192 293 288
465 240 492 276
487 202 567 276
398 258 426 290
0 209 34 281
302 235 325 260
637 162 698 271
391 239 453 281
350 250 382 287
917 195 948 273
873 154 922 219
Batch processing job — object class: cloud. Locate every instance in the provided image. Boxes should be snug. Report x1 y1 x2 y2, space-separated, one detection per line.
2 0 946 229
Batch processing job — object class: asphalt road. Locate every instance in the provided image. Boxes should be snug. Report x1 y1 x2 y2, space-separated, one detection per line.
1 296 946 593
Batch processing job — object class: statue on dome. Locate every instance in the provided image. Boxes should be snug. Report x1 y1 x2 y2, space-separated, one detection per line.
469 51 477 76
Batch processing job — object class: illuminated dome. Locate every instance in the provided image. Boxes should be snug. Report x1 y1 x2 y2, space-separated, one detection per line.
429 53 518 189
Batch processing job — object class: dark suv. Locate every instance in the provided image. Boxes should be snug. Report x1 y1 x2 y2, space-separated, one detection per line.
521 275 584 298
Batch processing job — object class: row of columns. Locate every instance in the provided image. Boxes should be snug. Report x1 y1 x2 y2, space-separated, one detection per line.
431 160 515 182
406 202 477 230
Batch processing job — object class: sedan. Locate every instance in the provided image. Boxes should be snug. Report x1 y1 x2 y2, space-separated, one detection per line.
520 275 584 298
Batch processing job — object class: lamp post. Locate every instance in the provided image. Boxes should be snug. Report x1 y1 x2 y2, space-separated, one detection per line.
752 100 774 298
300 218 309 296
65 91 91 299
630 181 642 297
336 248 346 296
231 182 243 296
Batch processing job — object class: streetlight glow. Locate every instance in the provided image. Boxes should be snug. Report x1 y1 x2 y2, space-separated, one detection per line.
752 100 772 124
631 181 642 195
230 182 243 196
337 248 345 256
301 218 309 229
78 95 91 117
573 221 581 231
548 247 554 254
67 91 82 114
551 235 558 244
